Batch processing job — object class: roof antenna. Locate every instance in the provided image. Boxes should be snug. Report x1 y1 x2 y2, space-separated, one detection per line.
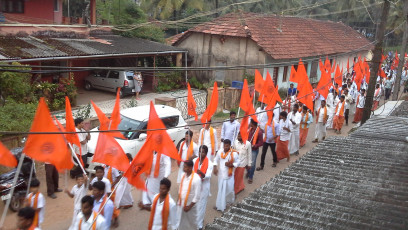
277 11 283 33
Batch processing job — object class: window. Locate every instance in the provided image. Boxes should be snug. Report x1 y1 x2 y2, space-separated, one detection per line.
283 66 288 82
1 0 24 13
161 116 179 128
108 71 119 79
117 115 143 140
272 67 279 85
54 0 59 11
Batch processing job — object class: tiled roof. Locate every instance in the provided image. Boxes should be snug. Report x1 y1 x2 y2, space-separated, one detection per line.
0 35 186 60
172 12 372 59
206 110 408 229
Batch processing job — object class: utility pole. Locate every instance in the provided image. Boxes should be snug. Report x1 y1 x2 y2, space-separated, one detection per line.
361 0 390 125
392 0 408 100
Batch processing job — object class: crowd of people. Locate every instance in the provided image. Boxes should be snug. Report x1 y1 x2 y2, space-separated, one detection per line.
15 62 407 230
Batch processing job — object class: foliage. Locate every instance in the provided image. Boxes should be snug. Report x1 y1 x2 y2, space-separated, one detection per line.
0 99 37 137
213 107 238 120
243 71 255 84
62 0 87 18
278 87 288 101
74 103 92 119
125 97 138 108
0 63 34 103
141 0 204 20
188 76 205 90
155 71 185 92
34 77 78 111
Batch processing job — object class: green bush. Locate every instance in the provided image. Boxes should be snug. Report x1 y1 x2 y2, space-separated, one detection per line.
0 63 34 103
155 72 184 92
278 87 288 101
243 71 255 84
34 77 77 111
0 99 37 137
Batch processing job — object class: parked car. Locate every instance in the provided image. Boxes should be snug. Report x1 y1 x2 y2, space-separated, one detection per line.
84 70 135 98
84 105 188 173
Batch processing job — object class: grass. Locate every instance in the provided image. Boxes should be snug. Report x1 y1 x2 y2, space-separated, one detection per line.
213 107 239 120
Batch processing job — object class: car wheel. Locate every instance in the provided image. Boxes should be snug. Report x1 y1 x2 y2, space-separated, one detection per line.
84 81 93 91
176 138 185 151
9 193 22 212
117 88 124 98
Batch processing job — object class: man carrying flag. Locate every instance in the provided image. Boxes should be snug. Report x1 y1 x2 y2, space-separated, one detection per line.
288 104 302 156
198 120 218 161
74 118 90 167
233 132 251 194
177 130 199 183
221 111 240 145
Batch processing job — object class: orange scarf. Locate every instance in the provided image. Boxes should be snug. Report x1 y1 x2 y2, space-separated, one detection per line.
153 152 162 178
221 149 235 177
335 101 345 116
301 112 309 129
107 167 113 183
284 99 291 112
98 195 108 216
375 88 381 97
200 127 215 155
78 211 97 230
178 140 194 163
250 127 260 145
194 157 209 175
148 194 169 230
27 192 39 228
316 106 328 122
263 122 276 142
178 172 195 208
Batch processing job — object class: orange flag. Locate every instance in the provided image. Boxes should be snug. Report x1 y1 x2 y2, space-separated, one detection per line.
316 71 332 99
296 59 308 91
187 83 198 121
346 58 350 73
147 101 181 162
258 71 275 103
354 60 363 91
239 113 249 143
201 82 218 123
289 65 298 83
123 142 153 190
23 98 73 171
239 79 258 122
92 133 130 172
91 100 110 130
296 60 314 112
334 64 342 86
254 69 264 93
110 89 122 132
65 97 81 151
0 141 17 168
91 100 124 139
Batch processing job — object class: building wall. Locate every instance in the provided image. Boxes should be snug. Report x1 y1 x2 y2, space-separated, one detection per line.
71 59 90 88
175 33 267 84
2 0 62 24
23 0 54 22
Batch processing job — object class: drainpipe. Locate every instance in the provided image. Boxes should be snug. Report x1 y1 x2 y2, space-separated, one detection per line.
185 51 188 85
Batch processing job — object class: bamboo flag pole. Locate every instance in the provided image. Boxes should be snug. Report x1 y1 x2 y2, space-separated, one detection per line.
68 143 87 176
0 154 25 227
25 161 35 197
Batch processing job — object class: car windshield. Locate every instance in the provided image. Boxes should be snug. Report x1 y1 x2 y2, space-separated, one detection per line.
117 115 142 139
125 71 134 80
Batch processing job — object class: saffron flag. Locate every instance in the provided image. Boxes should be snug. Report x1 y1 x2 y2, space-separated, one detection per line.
334 64 342 86
289 65 298 83
258 71 275 103
239 79 258 122
147 101 181 162
187 83 198 121
316 70 331 99
347 58 350 73
91 100 110 130
201 82 218 123
91 100 124 139
239 113 250 143
23 98 73 171
296 60 314 112
254 69 264 93
92 133 130 172
354 60 363 91
65 97 81 152
0 141 17 168
123 142 153 190
110 89 122 132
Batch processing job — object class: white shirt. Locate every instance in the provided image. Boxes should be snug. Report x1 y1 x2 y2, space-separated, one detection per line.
75 127 88 154
344 94 352 109
356 95 365 108
213 150 239 180
149 153 171 178
71 184 87 211
335 101 347 116
151 194 177 230
233 140 252 167
93 196 114 228
104 166 120 183
26 192 45 225
273 103 282 123
256 107 268 129
374 88 382 101
91 177 112 195
287 111 301 131
179 141 199 161
278 119 291 141
198 127 218 156
264 121 281 143
193 157 213 181
221 120 240 143
70 211 108 230
178 172 202 205
316 106 328 123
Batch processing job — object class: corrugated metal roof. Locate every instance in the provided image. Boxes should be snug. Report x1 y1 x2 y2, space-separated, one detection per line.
206 105 408 229
0 35 186 60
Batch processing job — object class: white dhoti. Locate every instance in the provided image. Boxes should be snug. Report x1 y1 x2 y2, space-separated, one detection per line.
71 209 81 228
142 176 162 205
314 122 327 140
177 205 198 230
177 162 184 184
197 180 210 228
314 99 321 112
288 130 300 154
114 178 133 208
215 177 234 212
326 109 335 129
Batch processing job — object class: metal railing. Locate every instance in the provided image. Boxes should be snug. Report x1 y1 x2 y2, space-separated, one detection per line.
175 91 207 120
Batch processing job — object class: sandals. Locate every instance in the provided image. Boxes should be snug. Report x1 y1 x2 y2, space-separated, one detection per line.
248 179 253 184
256 167 263 171
272 163 277 167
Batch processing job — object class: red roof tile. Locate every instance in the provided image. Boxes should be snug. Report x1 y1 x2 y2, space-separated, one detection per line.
172 12 372 60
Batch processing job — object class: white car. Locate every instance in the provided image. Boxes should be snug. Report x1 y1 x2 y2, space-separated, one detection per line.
85 105 188 172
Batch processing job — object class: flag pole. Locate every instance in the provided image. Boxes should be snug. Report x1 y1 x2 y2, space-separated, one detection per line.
88 176 125 229
231 107 240 147
25 161 35 197
249 126 259 143
68 143 87 176
0 153 25 227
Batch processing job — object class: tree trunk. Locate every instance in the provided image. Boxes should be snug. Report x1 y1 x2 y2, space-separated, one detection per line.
392 0 408 100
215 0 219 18
361 0 390 125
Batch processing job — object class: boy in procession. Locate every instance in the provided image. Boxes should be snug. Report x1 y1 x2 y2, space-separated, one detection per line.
233 133 252 194
246 120 263 184
16 207 41 230
353 89 366 123
92 181 114 228
90 166 112 195
193 145 214 230
333 95 348 134
70 195 108 230
257 113 280 170
299 105 313 148
176 160 202 230
24 179 45 229
288 104 302 155
177 130 199 183
65 174 88 227
313 100 328 143
213 139 239 212
139 178 177 230
198 120 218 161
277 111 291 162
